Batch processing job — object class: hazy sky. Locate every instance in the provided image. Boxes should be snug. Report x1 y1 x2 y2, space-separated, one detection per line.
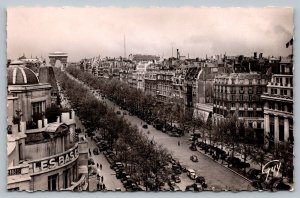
7 7 293 61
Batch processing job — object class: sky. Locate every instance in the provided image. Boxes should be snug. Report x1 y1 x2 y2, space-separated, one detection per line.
7 7 293 62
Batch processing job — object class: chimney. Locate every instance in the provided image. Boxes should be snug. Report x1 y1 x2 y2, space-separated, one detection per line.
177 49 179 59
254 52 257 59
259 53 263 59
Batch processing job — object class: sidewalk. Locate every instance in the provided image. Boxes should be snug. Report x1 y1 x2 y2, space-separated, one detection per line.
87 136 125 191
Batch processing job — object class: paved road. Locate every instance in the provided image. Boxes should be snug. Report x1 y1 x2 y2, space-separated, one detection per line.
67 72 252 191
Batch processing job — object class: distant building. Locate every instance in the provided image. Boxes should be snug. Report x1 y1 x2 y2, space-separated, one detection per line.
156 70 175 102
132 54 160 63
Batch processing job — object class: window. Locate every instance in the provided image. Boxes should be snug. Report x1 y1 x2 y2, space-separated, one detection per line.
240 86 244 93
249 95 252 101
257 122 261 129
249 103 253 108
240 112 244 117
48 174 58 191
279 125 284 141
249 122 253 128
231 95 235 101
32 101 46 115
231 103 235 107
280 90 284 95
239 95 244 101
248 112 253 117
248 87 253 94
257 87 261 94
239 103 244 108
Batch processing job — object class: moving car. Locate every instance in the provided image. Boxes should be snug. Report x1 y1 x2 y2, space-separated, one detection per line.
187 169 197 180
93 148 100 155
190 155 198 162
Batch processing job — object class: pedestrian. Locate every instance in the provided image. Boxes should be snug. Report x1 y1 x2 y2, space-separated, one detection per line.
97 182 100 190
103 184 106 190
100 164 102 170
97 163 99 168
178 141 180 146
101 176 104 182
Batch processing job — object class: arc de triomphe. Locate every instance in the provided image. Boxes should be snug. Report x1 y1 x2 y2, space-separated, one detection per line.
48 52 68 70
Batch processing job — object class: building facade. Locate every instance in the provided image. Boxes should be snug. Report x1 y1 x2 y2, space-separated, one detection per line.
213 72 267 142
261 57 293 148
7 62 88 191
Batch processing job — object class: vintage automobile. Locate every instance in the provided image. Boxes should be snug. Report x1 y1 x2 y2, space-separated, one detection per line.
190 155 198 162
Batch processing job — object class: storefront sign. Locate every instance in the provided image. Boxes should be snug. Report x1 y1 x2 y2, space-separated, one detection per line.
32 145 79 173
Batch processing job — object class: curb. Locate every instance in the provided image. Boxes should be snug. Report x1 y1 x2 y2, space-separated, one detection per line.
197 149 252 183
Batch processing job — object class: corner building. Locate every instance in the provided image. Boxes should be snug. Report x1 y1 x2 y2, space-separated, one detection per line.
261 57 293 148
7 62 88 191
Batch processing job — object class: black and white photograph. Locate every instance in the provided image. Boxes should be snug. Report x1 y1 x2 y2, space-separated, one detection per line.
6 7 294 192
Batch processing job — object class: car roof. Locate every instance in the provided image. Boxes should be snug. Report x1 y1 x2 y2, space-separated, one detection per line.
187 169 195 172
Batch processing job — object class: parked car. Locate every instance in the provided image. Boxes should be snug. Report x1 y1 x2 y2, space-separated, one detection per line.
170 184 181 191
196 176 207 188
247 168 261 180
190 155 198 162
171 174 181 183
192 183 203 191
168 180 176 187
195 176 206 184
185 185 195 191
123 111 127 115
142 124 148 129
88 158 95 165
169 132 181 137
272 179 292 191
116 171 127 179
190 145 197 151
226 156 241 168
187 169 197 180
172 164 182 175
116 111 121 115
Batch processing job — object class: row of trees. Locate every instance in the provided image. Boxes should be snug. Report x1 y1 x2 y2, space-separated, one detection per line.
55 68 172 189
